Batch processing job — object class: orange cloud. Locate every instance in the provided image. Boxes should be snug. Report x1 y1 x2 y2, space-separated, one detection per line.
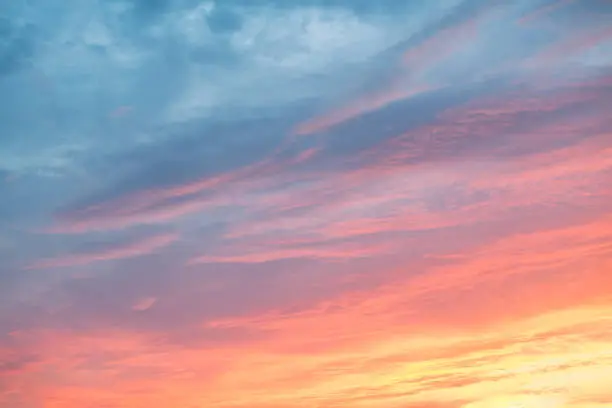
9 208 612 407
200 214 612 406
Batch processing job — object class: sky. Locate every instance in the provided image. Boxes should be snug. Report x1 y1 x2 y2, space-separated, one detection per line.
1 0 612 407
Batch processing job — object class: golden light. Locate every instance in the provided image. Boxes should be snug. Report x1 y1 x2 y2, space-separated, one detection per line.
464 394 567 408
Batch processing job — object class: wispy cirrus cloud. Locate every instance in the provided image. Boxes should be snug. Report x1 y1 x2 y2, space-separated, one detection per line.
188 238 397 265
517 0 577 25
27 232 178 270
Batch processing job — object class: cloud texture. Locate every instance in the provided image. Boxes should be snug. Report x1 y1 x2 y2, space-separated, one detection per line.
1 0 612 407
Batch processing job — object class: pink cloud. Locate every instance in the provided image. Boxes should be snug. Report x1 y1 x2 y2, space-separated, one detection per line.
49 196 221 234
292 83 432 136
524 25 612 70
218 78 612 261
401 9 485 71
46 144 307 234
188 240 397 265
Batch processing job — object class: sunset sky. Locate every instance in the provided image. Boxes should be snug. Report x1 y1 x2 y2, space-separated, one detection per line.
1 0 612 407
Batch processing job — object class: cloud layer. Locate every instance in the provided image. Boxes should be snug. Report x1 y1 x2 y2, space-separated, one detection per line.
1 0 612 407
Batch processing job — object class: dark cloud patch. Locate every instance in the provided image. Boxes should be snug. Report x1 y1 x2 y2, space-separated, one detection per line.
189 43 241 65
206 7 243 34
0 18 37 78
119 117 285 183
126 0 176 25
57 111 297 215
0 169 11 185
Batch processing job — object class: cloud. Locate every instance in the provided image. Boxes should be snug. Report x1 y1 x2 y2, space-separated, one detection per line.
191 215 612 406
26 232 178 270
517 0 577 25
3 0 612 406
292 83 433 136
0 0 410 179
49 68 612 237
288 0 609 138
290 2 497 136
6 211 612 407
188 238 397 265
525 25 612 71
131 297 157 312
222 77 612 244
